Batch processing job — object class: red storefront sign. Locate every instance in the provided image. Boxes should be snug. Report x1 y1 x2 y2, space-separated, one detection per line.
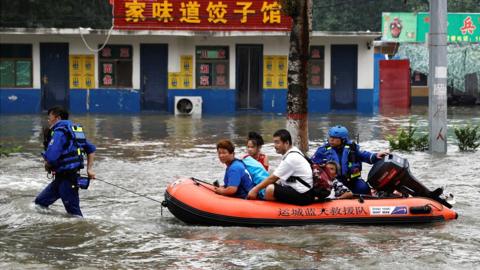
113 0 292 31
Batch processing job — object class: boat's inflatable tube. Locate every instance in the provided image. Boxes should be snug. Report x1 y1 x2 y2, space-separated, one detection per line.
164 178 458 227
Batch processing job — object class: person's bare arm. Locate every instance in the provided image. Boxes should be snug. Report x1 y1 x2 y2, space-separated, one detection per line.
337 191 353 199
86 152 96 179
215 186 238 196
246 174 279 200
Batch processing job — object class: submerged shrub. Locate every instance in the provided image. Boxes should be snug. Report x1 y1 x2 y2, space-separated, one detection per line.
454 125 480 151
0 145 23 157
387 124 429 152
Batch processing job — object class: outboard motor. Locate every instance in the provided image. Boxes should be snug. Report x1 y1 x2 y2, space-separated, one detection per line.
367 154 452 208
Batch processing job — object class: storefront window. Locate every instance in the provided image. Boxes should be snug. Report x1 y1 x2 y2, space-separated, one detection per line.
196 46 229 88
308 46 324 88
0 44 32 87
98 45 132 88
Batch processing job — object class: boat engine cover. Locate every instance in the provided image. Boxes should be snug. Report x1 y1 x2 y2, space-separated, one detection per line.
367 154 409 193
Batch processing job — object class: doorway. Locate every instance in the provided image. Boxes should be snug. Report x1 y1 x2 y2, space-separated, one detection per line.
40 43 69 110
331 45 357 110
236 45 263 110
140 44 168 111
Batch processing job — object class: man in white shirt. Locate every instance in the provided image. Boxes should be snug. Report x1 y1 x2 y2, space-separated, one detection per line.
247 129 315 205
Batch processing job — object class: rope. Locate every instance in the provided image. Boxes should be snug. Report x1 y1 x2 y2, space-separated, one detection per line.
79 25 114 53
84 175 164 205
78 1 115 53
191 177 218 189
80 176 217 216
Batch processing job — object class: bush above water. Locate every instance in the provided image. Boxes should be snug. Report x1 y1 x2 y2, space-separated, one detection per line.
0 145 23 157
454 125 480 151
387 125 429 152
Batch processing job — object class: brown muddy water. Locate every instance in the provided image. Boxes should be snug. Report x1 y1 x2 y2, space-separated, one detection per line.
1 106 479 269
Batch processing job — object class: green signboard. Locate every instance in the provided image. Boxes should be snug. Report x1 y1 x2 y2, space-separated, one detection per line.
382 12 417 42
417 13 480 43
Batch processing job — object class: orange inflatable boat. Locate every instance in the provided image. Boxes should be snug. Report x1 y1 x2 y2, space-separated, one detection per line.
164 178 458 226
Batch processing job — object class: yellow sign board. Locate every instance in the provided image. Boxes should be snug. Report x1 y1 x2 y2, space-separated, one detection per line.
69 55 95 89
169 55 194 89
264 55 288 89
168 72 181 89
180 55 193 75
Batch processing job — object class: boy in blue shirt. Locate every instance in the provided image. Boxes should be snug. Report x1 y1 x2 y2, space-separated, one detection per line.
215 139 254 199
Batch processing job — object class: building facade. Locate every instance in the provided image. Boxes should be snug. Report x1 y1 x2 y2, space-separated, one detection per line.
1 28 380 114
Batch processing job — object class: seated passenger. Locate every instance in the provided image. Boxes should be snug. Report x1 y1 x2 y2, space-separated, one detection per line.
215 139 254 199
311 125 388 195
244 131 269 171
247 129 315 206
324 161 353 199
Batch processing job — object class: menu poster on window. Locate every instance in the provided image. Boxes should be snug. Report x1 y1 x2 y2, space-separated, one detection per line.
199 75 210 87
70 55 95 89
214 63 227 87
198 62 212 87
101 62 115 87
99 46 132 59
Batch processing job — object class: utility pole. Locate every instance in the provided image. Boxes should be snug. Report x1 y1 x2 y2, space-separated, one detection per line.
428 0 448 154
283 0 312 153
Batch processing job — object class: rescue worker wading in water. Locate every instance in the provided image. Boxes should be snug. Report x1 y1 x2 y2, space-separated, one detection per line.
34 107 96 217
311 125 388 195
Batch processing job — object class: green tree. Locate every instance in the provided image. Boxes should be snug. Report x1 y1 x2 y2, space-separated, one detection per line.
313 0 480 32
0 0 112 28
1 0 479 30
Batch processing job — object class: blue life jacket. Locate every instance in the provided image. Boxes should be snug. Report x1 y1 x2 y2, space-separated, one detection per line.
45 120 88 173
240 156 269 185
311 140 370 182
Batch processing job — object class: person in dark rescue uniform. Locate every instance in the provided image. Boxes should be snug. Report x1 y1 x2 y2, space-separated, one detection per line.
35 107 96 217
311 125 388 195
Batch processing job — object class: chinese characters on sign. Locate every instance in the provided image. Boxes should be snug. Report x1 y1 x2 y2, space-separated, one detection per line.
114 0 291 31
418 13 480 43
383 12 480 43
277 206 369 217
460 16 476 35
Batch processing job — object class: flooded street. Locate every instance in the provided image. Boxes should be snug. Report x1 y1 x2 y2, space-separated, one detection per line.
1 106 480 269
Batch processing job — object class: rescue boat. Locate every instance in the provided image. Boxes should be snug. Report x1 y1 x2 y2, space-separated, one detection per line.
164 178 458 227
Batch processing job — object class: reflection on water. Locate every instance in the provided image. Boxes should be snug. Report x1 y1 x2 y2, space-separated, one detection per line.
1 106 480 269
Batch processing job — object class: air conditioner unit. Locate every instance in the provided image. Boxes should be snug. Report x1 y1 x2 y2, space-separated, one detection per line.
174 96 203 116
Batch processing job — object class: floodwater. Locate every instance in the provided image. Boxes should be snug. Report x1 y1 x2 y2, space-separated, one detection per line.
1 106 479 269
